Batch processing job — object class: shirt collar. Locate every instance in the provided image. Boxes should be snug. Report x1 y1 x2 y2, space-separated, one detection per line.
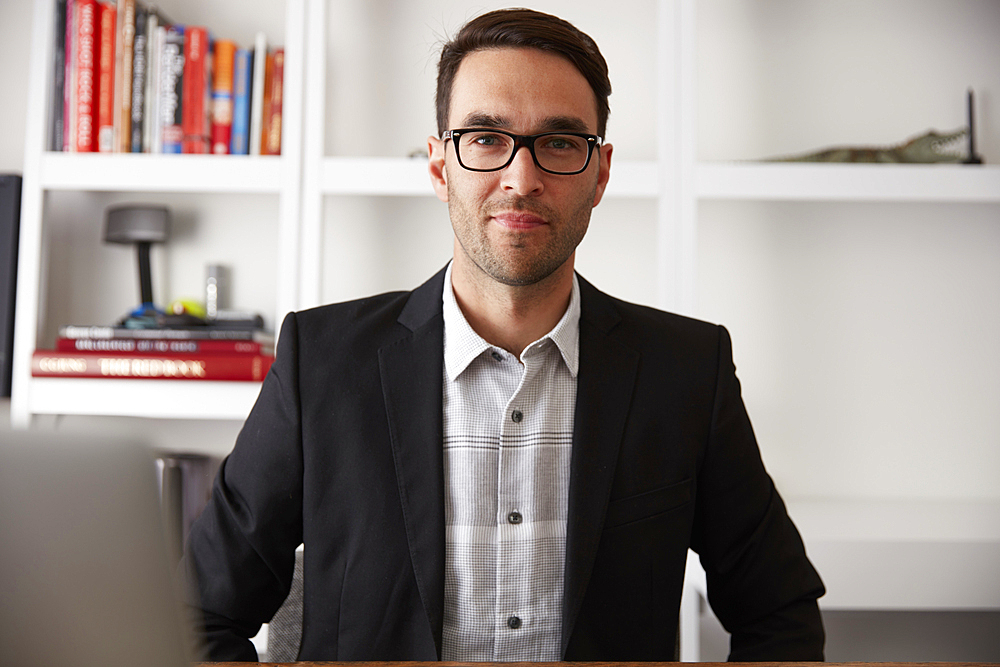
442 262 581 382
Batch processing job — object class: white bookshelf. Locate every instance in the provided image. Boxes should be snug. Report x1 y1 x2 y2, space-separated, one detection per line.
12 0 305 426
27 377 263 420
38 153 287 193
697 162 1000 203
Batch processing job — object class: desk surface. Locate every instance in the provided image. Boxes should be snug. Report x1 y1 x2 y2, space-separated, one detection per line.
202 662 996 666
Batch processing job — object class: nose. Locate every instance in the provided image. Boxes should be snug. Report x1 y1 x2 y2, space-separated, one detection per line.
499 144 544 196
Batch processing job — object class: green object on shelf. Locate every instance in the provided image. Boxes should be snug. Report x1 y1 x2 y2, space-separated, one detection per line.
764 127 969 164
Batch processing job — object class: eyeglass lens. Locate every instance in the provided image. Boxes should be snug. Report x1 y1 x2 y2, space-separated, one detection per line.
457 131 593 173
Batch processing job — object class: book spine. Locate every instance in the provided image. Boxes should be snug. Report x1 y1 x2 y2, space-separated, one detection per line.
63 0 75 151
181 25 209 154
160 25 184 154
248 32 266 155
32 350 274 381
258 51 274 155
96 1 116 153
116 0 135 152
210 39 235 154
51 0 67 151
129 3 147 152
262 48 283 155
56 337 271 355
73 0 99 152
229 48 251 155
143 12 161 152
142 16 161 153
59 324 272 343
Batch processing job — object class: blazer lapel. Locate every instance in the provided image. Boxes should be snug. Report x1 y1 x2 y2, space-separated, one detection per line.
378 268 447 658
561 277 641 656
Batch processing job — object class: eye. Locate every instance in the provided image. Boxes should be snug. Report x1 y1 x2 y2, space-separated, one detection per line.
540 135 584 151
466 132 509 148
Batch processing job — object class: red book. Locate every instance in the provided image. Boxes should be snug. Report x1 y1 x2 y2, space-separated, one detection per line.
56 336 273 356
73 0 99 152
262 48 283 155
97 1 116 152
210 39 236 154
181 25 210 153
32 349 275 382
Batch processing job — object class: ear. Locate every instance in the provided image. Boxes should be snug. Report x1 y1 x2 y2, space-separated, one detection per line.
591 142 613 208
428 135 449 203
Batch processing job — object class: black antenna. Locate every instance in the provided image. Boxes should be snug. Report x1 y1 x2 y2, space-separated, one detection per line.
964 88 983 164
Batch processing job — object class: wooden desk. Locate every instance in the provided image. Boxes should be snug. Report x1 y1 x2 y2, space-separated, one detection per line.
202 662 995 667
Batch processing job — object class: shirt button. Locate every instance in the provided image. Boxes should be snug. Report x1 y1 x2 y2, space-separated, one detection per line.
491 351 503 361
507 511 522 524
507 615 522 630
511 409 523 423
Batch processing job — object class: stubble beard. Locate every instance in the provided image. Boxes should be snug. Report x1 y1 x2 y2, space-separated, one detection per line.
448 184 597 288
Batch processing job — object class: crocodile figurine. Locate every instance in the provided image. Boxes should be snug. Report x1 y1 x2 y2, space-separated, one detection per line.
765 127 969 163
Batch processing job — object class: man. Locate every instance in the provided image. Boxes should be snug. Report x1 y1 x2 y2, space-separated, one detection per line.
183 8 825 662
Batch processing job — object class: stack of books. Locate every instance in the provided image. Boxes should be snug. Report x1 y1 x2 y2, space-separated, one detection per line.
51 0 284 156
32 323 275 382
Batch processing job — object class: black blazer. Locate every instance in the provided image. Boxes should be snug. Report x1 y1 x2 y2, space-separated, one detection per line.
184 267 825 662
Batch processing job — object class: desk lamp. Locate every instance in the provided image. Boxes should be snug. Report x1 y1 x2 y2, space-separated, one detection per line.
104 204 170 320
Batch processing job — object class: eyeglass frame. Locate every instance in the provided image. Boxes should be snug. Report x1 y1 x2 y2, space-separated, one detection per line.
441 128 604 175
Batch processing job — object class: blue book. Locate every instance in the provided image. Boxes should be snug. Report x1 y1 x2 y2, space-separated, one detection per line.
230 48 252 155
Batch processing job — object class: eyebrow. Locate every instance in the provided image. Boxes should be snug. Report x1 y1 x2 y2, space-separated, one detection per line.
460 113 592 134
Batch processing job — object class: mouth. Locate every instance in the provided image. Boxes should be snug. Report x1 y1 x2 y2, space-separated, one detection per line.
491 211 547 231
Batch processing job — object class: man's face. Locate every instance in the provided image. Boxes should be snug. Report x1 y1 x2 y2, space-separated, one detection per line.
428 47 612 287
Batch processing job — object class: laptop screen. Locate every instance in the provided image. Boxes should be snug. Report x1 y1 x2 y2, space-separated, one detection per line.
0 430 192 667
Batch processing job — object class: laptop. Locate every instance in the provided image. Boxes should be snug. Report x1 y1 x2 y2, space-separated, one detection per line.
0 430 193 667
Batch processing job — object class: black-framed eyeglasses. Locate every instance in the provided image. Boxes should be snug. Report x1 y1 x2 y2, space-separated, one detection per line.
442 128 603 175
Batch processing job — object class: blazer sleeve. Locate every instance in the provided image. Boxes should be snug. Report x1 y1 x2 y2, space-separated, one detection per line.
181 312 305 661
690 325 826 661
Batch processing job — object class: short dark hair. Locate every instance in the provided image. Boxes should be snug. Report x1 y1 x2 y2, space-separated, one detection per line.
436 8 612 138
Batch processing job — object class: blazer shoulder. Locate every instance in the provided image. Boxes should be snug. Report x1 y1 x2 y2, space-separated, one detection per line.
578 275 726 351
287 266 448 350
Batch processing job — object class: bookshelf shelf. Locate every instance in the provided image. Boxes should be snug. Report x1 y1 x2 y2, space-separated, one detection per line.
39 153 287 193
697 162 1000 203
27 377 262 420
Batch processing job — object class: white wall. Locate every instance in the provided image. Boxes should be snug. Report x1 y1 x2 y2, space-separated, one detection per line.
0 2 32 173
3 0 998 658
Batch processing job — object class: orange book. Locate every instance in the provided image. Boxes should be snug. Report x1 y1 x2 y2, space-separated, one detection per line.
210 39 236 154
258 51 274 154
96 1 116 152
262 48 283 155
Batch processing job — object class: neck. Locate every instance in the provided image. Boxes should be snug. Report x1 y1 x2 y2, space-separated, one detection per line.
450 249 574 357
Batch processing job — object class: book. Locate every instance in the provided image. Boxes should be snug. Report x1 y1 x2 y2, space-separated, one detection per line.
63 0 75 151
144 10 162 152
56 336 273 356
160 24 184 153
114 0 135 152
258 51 273 155
72 0 99 152
229 47 252 155
262 48 283 155
129 2 147 152
51 0 68 151
210 39 236 154
248 31 266 155
32 349 274 382
181 25 210 154
59 324 273 343
96 0 116 153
